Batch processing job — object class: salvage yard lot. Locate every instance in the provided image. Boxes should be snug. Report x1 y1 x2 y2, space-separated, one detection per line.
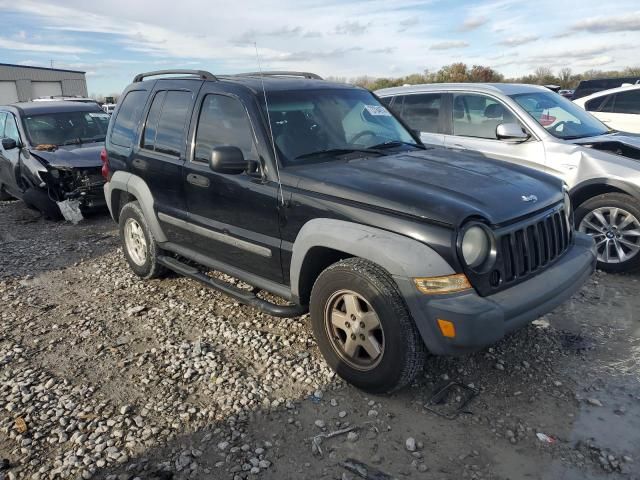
1 199 639 480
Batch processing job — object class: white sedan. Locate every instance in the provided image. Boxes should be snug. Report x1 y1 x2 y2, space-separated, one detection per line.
573 84 640 133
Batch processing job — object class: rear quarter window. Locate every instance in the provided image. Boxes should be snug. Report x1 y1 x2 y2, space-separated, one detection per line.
110 90 147 148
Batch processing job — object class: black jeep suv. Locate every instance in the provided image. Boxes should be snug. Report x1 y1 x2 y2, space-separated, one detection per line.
0 101 109 219
103 70 596 393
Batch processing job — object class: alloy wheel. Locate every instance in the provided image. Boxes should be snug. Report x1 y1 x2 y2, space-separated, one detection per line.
578 207 640 264
324 289 385 371
124 218 148 266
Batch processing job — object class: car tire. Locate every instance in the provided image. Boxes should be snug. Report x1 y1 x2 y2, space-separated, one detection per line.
119 201 167 279
575 193 640 273
22 187 62 220
310 257 426 394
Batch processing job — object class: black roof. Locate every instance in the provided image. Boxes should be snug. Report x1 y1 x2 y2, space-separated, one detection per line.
0 62 85 74
4 101 103 115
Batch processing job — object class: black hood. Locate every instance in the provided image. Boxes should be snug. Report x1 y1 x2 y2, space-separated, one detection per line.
286 148 564 227
28 144 103 169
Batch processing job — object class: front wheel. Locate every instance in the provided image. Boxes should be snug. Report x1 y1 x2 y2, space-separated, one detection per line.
310 258 426 394
575 193 640 273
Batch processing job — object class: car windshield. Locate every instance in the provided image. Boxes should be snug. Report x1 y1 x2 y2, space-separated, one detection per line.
23 110 110 147
261 88 419 165
510 91 610 140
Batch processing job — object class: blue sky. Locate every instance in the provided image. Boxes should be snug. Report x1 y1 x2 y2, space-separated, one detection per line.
0 0 638 96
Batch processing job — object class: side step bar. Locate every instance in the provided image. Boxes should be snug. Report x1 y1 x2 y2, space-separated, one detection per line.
157 256 308 318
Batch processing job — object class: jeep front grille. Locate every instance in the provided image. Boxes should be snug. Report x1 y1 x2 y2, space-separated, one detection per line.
500 208 571 283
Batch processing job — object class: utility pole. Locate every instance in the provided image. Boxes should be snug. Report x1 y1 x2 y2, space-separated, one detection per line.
50 59 54 68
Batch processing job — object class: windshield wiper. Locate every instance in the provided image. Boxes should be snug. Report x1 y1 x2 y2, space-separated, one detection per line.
79 135 106 144
61 138 81 146
295 148 385 161
368 140 426 150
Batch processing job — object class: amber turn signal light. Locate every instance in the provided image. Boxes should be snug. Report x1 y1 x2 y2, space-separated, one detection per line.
413 274 472 295
437 319 456 338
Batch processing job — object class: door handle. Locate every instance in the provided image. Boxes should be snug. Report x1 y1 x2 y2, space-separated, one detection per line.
187 173 210 188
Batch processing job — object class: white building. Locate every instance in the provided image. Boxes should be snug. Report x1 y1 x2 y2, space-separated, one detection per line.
0 63 88 104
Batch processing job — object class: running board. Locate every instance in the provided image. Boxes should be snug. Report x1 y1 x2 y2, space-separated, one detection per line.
157 256 308 318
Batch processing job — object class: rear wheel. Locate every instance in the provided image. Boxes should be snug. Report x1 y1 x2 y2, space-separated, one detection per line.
119 201 166 279
310 258 426 394
576 193 640 273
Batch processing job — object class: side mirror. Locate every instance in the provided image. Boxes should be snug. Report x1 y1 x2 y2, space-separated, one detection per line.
209 146 247 174
496 123 530 142
1 138 19 150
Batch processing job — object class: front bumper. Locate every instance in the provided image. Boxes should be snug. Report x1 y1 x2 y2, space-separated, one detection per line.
396 232 596 355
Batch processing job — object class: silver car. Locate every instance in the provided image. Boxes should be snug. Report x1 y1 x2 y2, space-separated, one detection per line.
376 83 640 272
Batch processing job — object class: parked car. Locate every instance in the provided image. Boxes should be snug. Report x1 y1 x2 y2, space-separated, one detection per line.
0 101 109 219
573 84 640 133
572 77 640 100
559 89 574 99
375 83 640 272
103 69 595 393
33 96 101 106
102 103 117 115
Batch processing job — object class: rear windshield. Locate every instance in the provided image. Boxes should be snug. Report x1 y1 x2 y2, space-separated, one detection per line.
23 110 110 147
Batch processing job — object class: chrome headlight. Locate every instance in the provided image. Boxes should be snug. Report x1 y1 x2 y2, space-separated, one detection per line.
461 225 492 269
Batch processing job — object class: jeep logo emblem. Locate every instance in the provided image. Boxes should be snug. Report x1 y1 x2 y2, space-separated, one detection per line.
521 194 538 203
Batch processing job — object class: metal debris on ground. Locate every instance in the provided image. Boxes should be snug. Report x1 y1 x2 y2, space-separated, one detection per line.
342 458 393 480
56 199 84 224
424 381 479 419
310 426 359 456
536 432 556 444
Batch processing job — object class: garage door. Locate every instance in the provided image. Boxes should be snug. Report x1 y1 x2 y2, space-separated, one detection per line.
0 81 19 104
31 81 63 99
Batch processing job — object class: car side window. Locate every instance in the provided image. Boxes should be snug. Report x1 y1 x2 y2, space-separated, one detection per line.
141 91 191 157
0 113 6 138
142 91 166 150
585 95 610 112
3 114 21 143
379 96 393 107
452 93 518 139
612 90 640 114
110 90 147 148
397 93 442 134
193 94 257 163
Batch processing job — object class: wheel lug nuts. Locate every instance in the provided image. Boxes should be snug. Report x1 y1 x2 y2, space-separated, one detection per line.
351 334 356 340
345 322 350 328
350 314 356 321
360 334 365 341
360 322 365 328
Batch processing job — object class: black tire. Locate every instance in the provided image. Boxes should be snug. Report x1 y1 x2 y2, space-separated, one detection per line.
310 258 426 394
0 185 14 201
119 201 167 279
575 193 640 273
22 187 62 220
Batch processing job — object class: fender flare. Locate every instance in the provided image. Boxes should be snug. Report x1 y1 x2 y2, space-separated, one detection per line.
105 171 167 242
570 177 640 204
289 218 454 301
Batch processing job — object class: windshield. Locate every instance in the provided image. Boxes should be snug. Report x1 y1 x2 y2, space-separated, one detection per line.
262 88 418 165
23 110 110 147
510 91 610 140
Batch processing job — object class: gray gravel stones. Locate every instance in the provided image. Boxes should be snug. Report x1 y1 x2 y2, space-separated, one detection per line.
405 437 417 452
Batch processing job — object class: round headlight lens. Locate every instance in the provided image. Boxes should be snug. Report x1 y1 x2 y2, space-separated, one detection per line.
461 226 490 269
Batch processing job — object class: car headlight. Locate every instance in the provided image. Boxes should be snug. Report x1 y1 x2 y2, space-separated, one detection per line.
461 225 491 269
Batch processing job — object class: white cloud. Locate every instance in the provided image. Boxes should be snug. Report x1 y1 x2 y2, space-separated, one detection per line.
459 16 487 31
497 35 539 46
569 12 640 33
0 36 92 54
429 40 469 50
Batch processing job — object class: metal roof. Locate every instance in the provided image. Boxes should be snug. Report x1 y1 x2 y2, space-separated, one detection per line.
0 62 86 74
375 83 549 96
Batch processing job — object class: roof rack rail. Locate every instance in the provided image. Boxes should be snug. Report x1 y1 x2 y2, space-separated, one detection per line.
133 70 218 83
237 71 323 80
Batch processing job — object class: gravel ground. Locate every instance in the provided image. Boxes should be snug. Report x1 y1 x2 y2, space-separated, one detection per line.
1 199 639 480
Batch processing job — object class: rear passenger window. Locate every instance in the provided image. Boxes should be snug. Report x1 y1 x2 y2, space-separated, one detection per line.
143 91 191 157
379 97 393 107
612 90 640 114
193 94 257 163
110 90 146 148
453 93 517 139
585 95 609 112
397 94 442 133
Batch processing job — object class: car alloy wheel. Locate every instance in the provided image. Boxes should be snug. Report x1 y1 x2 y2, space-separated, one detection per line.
124 217 148 266
324 289 385 371
578 207 640 264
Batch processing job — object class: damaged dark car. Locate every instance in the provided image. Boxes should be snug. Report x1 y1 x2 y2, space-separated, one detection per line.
0 101 109 221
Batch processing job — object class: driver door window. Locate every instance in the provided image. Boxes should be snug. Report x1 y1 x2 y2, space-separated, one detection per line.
3 114 21 143
453 94 517 139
